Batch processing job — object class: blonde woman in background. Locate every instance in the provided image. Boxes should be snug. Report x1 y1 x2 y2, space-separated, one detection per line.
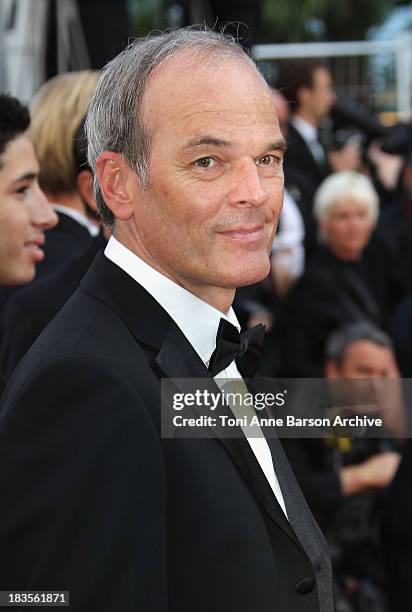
30 70 100 276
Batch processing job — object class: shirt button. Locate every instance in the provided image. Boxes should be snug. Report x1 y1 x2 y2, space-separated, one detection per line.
295 576 315 594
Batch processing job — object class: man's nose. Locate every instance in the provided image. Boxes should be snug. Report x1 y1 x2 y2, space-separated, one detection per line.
227 159 267 207
30 186 59 230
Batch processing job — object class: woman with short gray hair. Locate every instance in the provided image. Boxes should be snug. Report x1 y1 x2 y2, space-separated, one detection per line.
313 171 378 260
273 171 404 377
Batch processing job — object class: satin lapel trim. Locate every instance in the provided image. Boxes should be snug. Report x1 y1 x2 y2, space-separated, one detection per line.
156 326 301 549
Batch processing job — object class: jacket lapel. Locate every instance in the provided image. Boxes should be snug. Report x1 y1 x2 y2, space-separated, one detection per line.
155 328 302 550
81 253 302 549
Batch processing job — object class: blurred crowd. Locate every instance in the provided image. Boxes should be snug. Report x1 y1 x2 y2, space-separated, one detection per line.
237 59 412 612
0 53 411 612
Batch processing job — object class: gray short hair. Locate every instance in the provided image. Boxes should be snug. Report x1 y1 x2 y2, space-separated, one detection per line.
313 171 379 227
86 26 256 228
326 321 393 366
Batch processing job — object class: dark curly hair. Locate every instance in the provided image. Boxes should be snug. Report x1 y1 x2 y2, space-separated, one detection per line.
0 93 30 162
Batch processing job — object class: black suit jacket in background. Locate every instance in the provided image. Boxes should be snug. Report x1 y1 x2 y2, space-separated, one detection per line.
0 233 107 379
284 123 330 208
382 439 412 612
0 253 332 611
272 241 399 377
390 293 412 377
0 212 94 350
36 211 94 278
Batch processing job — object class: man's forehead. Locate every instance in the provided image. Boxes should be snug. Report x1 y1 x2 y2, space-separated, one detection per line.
142 51 275 131
347 340 392 359
0 135 39 179
313 66 331 84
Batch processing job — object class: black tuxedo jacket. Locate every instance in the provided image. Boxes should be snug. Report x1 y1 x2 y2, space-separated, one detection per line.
284 123 330 207
0 253 332 611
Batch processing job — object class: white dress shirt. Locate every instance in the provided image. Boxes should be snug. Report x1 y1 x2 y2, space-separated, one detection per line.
104 235 287 517
272 188 305 279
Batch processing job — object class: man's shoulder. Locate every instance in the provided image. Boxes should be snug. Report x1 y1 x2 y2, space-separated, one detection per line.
2 258 83 327
0 285 161 436
1 242 106 359
1 253 179 423
22 287 143 373
4 261 155 398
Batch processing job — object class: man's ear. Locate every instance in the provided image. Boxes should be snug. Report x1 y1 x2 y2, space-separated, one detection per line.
95 152 138 221
77 169 98 214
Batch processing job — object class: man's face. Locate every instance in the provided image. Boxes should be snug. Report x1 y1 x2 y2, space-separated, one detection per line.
123 54 285 298
305 67 335 123
0 135 58 285
332 340 395 379
322 198 374 260
326 340 397 416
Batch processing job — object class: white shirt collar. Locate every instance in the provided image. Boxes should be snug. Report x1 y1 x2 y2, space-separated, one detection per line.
104 236 240 367
291 115 318 144
52 204 100 237
105 238 288 517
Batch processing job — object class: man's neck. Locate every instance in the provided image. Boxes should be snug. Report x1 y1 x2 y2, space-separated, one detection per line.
113 229 235 314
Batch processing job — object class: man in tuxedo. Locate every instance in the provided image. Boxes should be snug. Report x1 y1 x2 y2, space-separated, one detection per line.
0 119 107 378
0 29 332 611
0 94 57 383
0 76 99 325
277 61 359 209
277 60 334 204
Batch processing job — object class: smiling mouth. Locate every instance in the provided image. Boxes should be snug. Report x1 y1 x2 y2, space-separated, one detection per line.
216 225 265 241
24 240 45 261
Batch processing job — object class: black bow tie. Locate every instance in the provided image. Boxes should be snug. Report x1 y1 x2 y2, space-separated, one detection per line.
208 319 265 378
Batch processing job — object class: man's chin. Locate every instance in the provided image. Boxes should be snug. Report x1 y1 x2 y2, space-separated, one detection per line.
3 266 35 287
221 259 271 289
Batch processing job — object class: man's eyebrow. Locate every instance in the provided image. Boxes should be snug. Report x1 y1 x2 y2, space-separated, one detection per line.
182 135 233 150
268 139 287 153
182 135 288 153
11 171 37 184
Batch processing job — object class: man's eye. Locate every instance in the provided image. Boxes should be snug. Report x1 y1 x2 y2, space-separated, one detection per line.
16 186 29 196
257 155 279 166
194 157 215 169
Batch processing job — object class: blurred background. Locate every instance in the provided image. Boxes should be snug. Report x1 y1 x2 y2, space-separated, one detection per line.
2 3 412 612
1 0 412 123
